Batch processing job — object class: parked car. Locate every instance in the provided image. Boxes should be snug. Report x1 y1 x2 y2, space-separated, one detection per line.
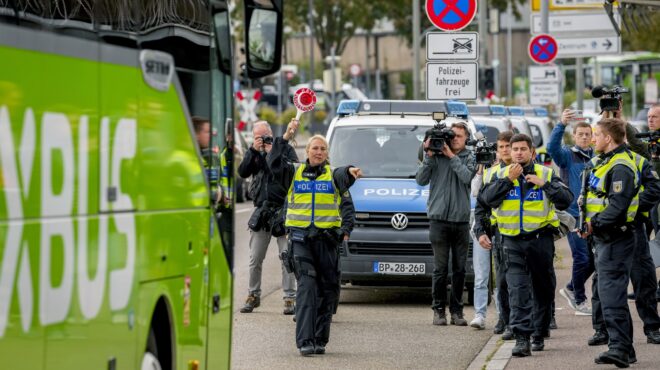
523 107 555 166
506 106 534 143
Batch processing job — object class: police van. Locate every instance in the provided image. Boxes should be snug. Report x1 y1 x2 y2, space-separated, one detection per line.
506 106 534 141
326 100 476 299
522 107 555 166
468 105 514 142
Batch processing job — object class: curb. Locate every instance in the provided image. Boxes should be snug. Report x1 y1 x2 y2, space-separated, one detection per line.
467 335 514 370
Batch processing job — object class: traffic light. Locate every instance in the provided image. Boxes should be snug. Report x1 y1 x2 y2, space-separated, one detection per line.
483 67 495 90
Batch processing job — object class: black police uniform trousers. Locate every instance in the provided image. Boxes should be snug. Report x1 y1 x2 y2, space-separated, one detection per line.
503 230 555 337
492 228 510 326
591 228 635 353
292 235 340 349
592 222 660 336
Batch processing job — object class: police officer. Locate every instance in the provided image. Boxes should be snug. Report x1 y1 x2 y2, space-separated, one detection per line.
193 117 233 263
218 124 234 266
579 118 639 367
473 130 514 339
269 119 360 356
589 125 660 349
626 103 660 303
480 134 573 357
193 116 222 204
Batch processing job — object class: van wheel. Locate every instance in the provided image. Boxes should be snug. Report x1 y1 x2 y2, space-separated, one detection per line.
142 328 162 370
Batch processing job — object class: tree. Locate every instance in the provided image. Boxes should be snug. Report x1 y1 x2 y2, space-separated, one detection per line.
621 11 660 52
284 0 393 59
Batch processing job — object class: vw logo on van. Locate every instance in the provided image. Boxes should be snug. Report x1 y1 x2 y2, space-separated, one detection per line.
391 213 408 230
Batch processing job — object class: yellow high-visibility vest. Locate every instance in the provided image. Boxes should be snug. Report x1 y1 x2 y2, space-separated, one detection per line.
495 164 559 236
285 164 341 229
220 148 232 202
483 163 502 226
585 151 639 223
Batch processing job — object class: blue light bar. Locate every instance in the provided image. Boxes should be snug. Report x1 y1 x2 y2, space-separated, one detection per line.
336 100 360 115
489 105 506 116
446 101 469 118
508 107 524 116
534 107 548 117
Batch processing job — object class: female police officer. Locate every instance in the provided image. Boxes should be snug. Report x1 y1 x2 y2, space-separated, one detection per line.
268 119 361 356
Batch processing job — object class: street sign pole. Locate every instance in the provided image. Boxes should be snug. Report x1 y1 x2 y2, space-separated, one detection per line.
330 46 336 119
507 2 512 99
577 58 583 110
413 0 420 100
479 0 488 89
541 0 549 34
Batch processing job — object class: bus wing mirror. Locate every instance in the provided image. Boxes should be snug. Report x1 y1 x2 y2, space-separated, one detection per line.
244 0 283 79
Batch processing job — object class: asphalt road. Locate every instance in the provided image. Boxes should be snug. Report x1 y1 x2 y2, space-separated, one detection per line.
230 202 493 370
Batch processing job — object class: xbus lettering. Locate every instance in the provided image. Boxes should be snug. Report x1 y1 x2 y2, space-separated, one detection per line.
0 106 136 337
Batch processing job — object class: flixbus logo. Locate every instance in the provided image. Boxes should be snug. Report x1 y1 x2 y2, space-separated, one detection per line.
0 105 136 338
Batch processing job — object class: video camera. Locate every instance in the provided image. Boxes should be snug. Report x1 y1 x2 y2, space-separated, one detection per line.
591 85 629 112
424 112 455 153
635 130 660 158
469 132 497 165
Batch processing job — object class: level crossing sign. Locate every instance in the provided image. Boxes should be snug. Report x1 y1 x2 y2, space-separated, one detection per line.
528 34 558 64
426 0 477 32
236 89 261 130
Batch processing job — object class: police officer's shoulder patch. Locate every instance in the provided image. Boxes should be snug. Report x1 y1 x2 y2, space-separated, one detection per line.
652 171 660 180
613 180 623 193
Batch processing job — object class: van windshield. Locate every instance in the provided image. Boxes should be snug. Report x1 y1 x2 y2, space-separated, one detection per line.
329 126 427 178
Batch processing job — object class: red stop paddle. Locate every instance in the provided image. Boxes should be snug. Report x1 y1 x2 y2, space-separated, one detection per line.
293 87 317 120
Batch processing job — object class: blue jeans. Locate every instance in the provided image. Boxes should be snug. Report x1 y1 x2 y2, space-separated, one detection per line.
472 237 491 318
566 232 594 305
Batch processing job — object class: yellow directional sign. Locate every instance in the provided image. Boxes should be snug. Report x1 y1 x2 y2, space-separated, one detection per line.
531 0 616 12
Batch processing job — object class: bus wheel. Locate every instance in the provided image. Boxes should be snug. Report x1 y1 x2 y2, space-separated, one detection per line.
142 329 163 370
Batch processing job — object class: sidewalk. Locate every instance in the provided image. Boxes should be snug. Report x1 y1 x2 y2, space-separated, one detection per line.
474 237 660 370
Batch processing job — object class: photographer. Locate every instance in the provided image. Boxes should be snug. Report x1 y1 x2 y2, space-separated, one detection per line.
547 110 595 316
237 120 297 315
416 121 477 327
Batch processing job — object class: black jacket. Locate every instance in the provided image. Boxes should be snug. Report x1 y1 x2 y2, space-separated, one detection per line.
589 145 639 234
479 162 573 235
237 138 298 208
636 153 660 221
473 195 493 239
268 137 357 237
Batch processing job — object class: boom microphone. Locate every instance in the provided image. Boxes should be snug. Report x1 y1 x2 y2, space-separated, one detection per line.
591 85 607 98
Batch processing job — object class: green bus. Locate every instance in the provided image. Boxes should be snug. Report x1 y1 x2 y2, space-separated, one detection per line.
0 1 283 369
